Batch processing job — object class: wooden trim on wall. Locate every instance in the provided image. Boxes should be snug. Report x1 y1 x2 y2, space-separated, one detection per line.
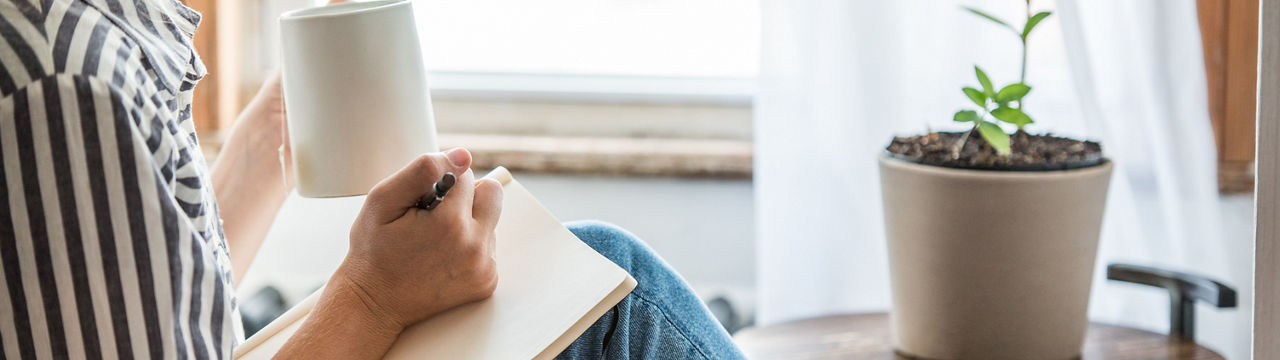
1200 0 1260 193
1201 0 1228 152
187 0 244 155
188 0 241 138
1254 0 1278 357
1201 0 1260 193
188 0 219 135
1225 0 1261 193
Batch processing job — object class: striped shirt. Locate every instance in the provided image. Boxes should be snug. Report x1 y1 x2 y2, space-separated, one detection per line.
0 0 240 359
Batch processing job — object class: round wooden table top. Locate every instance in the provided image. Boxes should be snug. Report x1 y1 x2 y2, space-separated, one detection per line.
733 313 1224 360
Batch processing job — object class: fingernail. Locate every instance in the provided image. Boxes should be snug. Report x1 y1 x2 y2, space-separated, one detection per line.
445 148 470 167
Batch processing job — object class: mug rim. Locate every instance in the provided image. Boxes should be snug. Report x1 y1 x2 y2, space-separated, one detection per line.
280 0 408 21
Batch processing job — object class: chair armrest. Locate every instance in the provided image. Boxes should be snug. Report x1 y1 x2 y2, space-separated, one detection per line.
1106 263 1237 340
1107 263 1237 307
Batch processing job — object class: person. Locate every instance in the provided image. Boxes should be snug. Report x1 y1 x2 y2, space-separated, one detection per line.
0 0 746 358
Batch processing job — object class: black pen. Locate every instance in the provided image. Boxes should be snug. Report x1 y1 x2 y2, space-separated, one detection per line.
417 172 456 210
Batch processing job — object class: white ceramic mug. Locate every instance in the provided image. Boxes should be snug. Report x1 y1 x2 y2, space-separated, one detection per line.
280 0 437 198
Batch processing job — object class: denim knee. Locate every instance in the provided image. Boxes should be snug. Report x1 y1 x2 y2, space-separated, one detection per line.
566 220 634 246
564 220 651 273
559 220 746 359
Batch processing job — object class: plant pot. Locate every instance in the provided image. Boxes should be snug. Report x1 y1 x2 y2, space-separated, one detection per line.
879 155 1113 360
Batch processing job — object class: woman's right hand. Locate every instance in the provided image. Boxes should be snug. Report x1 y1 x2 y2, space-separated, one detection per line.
278 148 503 359
322 148 504 341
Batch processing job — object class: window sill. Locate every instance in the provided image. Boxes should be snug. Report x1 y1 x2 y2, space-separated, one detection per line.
199 133 753 179
439 133 752 178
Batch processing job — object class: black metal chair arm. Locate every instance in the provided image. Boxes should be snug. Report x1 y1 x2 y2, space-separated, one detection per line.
1105 263 1237 341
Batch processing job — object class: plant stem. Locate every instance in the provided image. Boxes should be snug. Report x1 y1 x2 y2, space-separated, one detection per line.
954 108 989 159
1018 0 1030 109
1019 39 1027 85
953 125 975 160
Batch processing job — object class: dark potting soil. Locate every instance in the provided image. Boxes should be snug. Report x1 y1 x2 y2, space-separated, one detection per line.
885 130 1104 171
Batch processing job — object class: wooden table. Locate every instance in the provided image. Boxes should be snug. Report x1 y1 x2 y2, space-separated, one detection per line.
734 313 1224 360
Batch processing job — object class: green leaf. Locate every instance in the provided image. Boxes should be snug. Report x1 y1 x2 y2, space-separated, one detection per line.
990 107 1034 128
995 83 1032 103
977 121 1012 155
975 66 995 97
964 7 1017 33
1022 11 1052 39
962 87 987 107
954 110 980 123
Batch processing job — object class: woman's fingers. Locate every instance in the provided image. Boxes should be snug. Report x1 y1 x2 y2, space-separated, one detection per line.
430 148 476 216
472 178 503 230
366 149 472 223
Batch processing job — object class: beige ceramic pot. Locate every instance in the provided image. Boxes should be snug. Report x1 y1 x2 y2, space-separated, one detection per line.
879 155 1113 360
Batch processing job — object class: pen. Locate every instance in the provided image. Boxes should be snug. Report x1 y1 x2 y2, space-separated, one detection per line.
417 172 456 210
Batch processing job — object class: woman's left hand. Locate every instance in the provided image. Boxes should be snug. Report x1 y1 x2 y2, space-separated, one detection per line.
235 71 293 187
211 70 296 283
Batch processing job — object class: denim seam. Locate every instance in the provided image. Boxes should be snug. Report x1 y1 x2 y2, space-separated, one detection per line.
630 291 716 360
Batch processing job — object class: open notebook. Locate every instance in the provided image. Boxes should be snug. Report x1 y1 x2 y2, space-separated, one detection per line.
232 167 638 359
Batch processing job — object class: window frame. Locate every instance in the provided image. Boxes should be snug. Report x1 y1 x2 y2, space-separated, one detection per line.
1254 0 1279 355
1198 0 1259 193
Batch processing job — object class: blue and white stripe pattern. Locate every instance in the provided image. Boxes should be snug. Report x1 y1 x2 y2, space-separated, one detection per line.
0 0 240 358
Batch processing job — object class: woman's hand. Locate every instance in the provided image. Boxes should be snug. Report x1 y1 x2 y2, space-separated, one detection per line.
212 71 294 283
276 148 505 359
338 147 504 330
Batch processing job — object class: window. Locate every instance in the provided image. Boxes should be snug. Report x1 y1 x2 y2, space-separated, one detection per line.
409 0 759 178
191 0 760 177
413 0 759 79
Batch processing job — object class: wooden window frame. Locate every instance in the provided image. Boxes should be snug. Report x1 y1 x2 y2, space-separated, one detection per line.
188 0 242 148
1200 0 1260 193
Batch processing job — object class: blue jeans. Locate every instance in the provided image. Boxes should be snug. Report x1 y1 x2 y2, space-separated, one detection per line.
556 221 746 360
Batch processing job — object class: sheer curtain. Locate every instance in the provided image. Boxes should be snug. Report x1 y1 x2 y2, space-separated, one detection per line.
754 0 1248 357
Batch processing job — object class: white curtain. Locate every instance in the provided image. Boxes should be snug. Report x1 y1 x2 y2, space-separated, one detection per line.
754 0 1249 358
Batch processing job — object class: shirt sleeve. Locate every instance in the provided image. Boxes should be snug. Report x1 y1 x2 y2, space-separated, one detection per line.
0 74 233 360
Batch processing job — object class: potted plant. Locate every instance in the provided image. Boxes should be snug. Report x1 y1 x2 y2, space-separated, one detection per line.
879 2 1112 359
